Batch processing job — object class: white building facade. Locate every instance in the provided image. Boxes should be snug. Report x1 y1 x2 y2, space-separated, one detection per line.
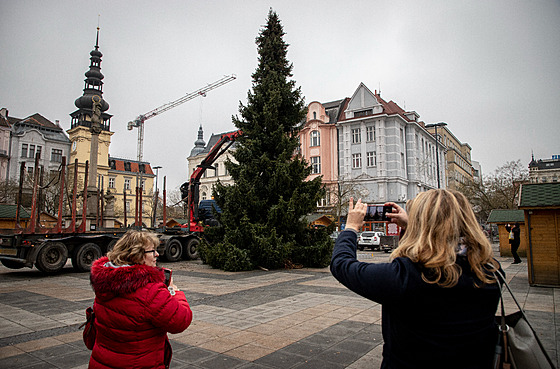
337 84 446 207
186 126 237 201
7 113 71 183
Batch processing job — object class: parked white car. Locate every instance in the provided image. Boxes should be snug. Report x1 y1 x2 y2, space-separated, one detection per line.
357 231 384 251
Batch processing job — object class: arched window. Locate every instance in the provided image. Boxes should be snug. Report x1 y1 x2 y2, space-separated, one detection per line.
310 130 320 147
313 112 317 120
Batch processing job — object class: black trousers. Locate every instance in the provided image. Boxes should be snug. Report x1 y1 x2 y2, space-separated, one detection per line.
511 242 521 263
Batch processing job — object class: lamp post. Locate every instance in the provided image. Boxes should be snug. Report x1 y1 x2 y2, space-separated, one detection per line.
152 166 162 227
425 122 447 189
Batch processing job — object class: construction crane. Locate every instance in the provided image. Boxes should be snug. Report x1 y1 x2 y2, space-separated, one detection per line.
127 74 236 226
127 74 237 164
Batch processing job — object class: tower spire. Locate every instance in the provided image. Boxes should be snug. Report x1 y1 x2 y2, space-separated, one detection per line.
70 27 112 131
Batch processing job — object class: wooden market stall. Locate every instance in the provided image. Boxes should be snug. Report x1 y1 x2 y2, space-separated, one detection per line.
518 183 560 286
487 209 526 257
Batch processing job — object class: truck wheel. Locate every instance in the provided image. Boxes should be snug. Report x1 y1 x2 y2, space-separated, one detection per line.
72 243 102 272
164 239 182 262
35 242 68 274
184 238 199 260
1 259 24 269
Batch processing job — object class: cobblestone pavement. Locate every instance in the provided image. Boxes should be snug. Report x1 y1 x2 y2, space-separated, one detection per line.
0 245 558 368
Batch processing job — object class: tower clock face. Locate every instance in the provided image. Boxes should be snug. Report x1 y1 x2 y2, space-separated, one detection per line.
72 141 77 151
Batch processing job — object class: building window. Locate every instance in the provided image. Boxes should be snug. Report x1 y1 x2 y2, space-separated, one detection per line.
125 200 131 213
311 156 321 174
352 153 362 168
29 145 36 159
201 192 207 200
366 126 375 142
310 130 320 147
21 144 28 158
367 151 376 167
51 149 63 162
215 163 219 176
352 128 361 144
141 180 145 191
108 177 115 188
26 166 34 181
354 109 372 118
124 178 131 190
313 112 317 120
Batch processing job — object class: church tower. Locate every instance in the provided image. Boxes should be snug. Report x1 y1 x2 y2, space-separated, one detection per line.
67 27 114 221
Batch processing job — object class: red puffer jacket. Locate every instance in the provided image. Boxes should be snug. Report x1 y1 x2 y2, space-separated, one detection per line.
89 257 192 369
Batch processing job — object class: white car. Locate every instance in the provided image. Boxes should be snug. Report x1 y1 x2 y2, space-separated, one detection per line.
357 231 384 251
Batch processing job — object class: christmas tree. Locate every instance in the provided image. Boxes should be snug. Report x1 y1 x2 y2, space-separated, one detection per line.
200 10 332 271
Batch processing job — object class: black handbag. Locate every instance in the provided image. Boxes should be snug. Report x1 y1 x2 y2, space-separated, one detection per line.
494 272 556 369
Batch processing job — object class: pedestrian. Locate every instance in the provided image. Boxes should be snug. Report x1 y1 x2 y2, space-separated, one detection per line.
505 222 522 264
89 230 192 369
331 189 501 369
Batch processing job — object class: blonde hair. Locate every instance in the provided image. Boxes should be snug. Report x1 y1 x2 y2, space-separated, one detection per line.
391 189 498 287
107 230 160 266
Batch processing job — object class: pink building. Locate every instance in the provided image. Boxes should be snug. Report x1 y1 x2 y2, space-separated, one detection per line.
299 101 340 209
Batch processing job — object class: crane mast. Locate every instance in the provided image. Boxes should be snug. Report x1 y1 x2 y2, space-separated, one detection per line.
127 74 236 226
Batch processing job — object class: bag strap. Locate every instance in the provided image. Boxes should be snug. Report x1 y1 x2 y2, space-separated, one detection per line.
495 272 510 365
494 271 557 368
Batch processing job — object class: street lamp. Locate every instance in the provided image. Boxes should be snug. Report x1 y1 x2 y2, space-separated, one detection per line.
425 122 447 189
152 166 162 227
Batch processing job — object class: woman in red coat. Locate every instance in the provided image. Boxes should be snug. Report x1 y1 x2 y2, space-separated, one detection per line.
89 230 192 369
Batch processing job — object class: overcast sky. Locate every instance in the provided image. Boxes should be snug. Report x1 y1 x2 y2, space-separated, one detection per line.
1 0 559 192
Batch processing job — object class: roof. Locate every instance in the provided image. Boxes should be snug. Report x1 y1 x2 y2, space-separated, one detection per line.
487 209 525 223
198 131 239 156
529 158 560 170
519 183 560 208
11 113 70 143
0 204 31 219
332 84 418 124
108 156 154 175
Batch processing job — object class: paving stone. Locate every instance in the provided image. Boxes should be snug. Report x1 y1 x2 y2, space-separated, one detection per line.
197 354 248 369
171 346 217 363
1 249 559 368
0 352 43 368
254 349 307 368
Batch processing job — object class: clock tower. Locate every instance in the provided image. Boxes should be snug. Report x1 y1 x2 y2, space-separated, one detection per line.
67 27 114 221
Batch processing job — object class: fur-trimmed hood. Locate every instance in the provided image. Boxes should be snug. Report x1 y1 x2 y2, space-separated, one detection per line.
90 256 164 300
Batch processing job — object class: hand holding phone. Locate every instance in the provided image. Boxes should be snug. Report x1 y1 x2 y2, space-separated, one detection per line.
364 205 393 222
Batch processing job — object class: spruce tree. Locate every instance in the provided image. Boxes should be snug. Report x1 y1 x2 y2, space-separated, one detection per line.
201 10 332 271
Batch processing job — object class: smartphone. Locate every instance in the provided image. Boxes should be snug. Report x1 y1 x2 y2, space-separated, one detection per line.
163 268 172 286
364 205 393 222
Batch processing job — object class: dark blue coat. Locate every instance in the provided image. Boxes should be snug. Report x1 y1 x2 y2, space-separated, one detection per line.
330 230 500 369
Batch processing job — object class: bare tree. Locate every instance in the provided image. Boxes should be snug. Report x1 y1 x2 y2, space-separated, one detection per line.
458 160 529 222
330 176 369 230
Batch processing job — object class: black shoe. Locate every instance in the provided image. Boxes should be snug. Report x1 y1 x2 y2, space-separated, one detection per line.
512 261 522 264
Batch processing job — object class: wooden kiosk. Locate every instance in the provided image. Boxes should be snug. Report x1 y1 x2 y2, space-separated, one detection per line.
518 183 560 286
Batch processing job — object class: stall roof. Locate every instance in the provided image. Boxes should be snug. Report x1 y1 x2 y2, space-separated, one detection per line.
487 209 525 223
519 183 560 208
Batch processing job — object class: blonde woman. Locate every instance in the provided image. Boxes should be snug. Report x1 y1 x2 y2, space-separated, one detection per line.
331 189 501 369
89 230 192 369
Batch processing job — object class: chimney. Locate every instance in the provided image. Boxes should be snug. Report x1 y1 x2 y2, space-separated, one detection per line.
0 108 8 118
55 119 60 127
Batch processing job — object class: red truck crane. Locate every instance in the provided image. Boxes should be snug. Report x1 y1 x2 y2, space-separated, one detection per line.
180 130 241 233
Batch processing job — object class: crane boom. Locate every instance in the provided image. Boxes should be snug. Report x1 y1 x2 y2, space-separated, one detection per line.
126 74 236 227
127 74 237 163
